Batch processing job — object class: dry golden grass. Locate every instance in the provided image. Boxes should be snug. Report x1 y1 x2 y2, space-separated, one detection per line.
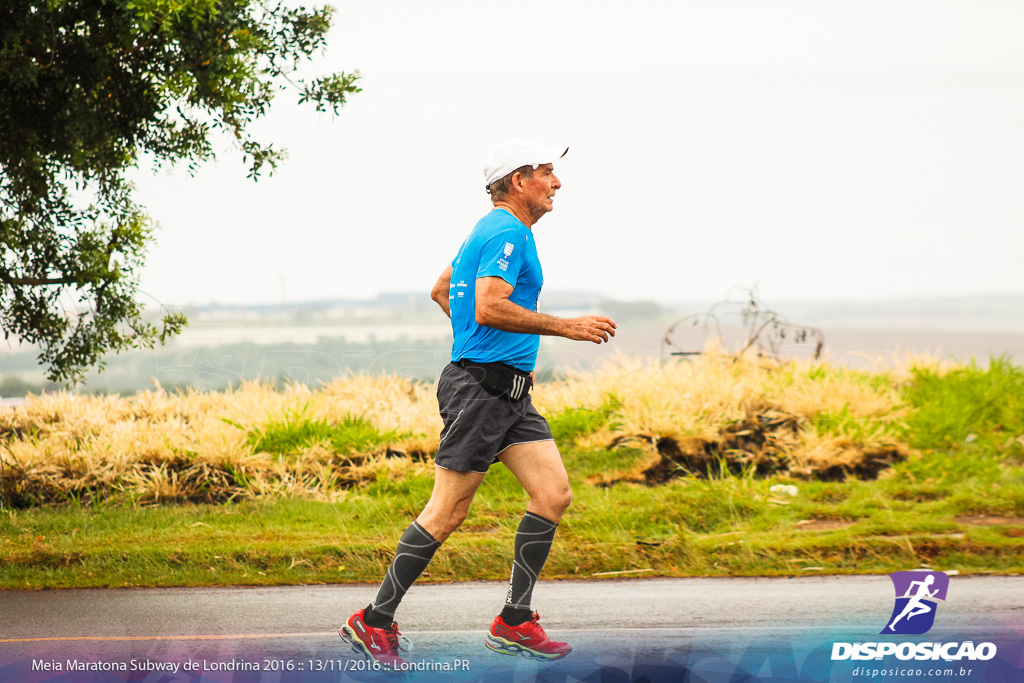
0 347 917 507
535 343 910 483
0 376 442 506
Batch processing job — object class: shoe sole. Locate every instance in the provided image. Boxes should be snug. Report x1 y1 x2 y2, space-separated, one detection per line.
484 633 571 661
339 624 373 660
339 625 403 674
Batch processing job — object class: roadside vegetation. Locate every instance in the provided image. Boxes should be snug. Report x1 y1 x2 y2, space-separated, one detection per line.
1 350 1022 588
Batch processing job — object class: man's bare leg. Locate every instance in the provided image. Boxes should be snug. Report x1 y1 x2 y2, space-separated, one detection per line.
363 467 486 626
499 440 572 522
416 467 487 542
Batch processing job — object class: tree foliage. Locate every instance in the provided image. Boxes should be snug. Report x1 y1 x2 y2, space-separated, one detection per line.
0 0 360 383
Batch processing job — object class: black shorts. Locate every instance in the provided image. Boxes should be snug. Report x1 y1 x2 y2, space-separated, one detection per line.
434 362 554 473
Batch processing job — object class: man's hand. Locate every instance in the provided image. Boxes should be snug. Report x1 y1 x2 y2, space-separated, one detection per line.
561 316 617 344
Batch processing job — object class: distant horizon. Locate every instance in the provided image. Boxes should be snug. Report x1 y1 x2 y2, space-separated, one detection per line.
164 290 1024 310
4 291 1022 361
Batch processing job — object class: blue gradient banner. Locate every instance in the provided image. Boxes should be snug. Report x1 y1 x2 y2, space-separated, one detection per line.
2 624 1022 682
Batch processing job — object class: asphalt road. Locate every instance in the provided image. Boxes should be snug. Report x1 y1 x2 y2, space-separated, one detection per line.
2 577 1022 682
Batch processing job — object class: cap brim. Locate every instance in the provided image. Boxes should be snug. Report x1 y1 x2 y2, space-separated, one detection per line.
484 143 569 186
545 145 569 163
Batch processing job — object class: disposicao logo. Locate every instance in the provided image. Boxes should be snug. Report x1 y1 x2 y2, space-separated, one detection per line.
881 570 949 635
830 570 998 663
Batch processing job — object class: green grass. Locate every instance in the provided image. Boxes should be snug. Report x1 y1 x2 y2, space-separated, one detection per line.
2 450 1021 588
901 356 1024 453
545 396 620 444
236 410 409 456
1 358 1023 588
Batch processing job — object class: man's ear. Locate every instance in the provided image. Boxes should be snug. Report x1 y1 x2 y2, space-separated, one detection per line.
511 171 525 193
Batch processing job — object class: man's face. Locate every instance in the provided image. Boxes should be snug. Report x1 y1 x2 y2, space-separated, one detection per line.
519 163 561 218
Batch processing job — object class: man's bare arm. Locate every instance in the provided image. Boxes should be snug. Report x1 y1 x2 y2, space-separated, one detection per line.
430 265 453 318
475 276 616 343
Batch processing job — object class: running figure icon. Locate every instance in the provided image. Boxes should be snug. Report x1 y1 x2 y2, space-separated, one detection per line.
881 570 950 635
888 574 939 631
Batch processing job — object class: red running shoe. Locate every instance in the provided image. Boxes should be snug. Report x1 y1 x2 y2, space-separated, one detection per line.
339 609 409 671
485 612 572 661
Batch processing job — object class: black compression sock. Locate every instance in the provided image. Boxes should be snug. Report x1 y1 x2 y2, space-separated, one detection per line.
500 606 534 626
363 604 391 629
504 511 559 612
368 521 440 624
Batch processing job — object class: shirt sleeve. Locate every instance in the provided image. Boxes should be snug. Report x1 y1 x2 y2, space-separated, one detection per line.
476 229 527 286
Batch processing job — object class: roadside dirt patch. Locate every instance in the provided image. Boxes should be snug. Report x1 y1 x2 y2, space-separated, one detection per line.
604 408 907 486
954 515 1024 527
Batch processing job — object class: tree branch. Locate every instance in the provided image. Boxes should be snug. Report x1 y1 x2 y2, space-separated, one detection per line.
0 272 77 286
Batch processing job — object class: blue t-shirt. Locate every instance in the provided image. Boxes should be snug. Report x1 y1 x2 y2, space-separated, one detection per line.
449 209 544 372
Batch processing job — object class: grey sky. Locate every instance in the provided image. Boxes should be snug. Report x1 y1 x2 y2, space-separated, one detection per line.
131 0 1024 308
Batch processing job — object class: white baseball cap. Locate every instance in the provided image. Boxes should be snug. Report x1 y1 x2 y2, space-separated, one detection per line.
483 138 569 189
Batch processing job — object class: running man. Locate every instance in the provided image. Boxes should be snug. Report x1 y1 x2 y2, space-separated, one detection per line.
888 574 939 631
340 139 617 668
